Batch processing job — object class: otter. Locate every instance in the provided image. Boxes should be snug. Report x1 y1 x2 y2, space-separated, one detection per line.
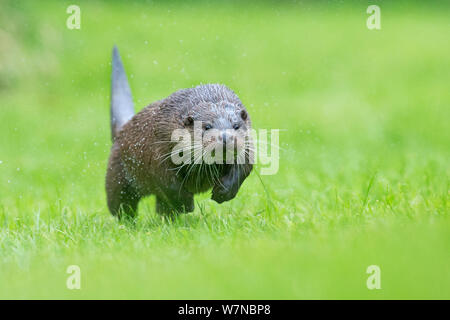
106 46 253 217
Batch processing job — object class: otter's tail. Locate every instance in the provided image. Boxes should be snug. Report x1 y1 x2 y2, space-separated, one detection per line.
110 45 135 141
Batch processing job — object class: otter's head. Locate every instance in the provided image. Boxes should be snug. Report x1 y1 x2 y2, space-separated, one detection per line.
181 101 251 164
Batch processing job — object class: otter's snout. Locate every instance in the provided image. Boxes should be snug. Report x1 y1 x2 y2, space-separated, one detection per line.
219 131 236 146
221 132 230 145
219 131 239 156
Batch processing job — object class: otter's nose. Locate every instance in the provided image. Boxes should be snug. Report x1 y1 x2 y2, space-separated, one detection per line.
222 132 228 145
221 132 236 147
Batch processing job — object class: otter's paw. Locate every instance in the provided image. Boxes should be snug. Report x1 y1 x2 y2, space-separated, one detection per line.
211 185 237 204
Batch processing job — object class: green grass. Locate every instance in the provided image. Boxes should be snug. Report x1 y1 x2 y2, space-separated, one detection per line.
0 0 449 299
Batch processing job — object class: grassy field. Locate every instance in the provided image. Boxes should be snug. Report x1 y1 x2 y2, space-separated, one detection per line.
0 1 449 299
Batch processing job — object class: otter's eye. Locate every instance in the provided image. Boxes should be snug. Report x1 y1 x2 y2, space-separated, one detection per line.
204 124 212 130
233 123 240 130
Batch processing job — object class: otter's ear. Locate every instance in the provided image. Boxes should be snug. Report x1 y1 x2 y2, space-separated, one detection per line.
240 110 248 120
183 116 194 126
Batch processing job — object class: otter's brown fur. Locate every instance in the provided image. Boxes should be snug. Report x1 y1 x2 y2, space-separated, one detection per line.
106 84 253 217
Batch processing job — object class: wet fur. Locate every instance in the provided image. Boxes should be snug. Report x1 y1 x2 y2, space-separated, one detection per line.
106 84 253 217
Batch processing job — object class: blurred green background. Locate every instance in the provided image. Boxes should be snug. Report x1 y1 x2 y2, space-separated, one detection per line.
0 0 449 299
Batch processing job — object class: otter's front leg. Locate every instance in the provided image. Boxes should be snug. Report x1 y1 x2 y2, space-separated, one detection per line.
155 175 194 215
211 164 252 204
